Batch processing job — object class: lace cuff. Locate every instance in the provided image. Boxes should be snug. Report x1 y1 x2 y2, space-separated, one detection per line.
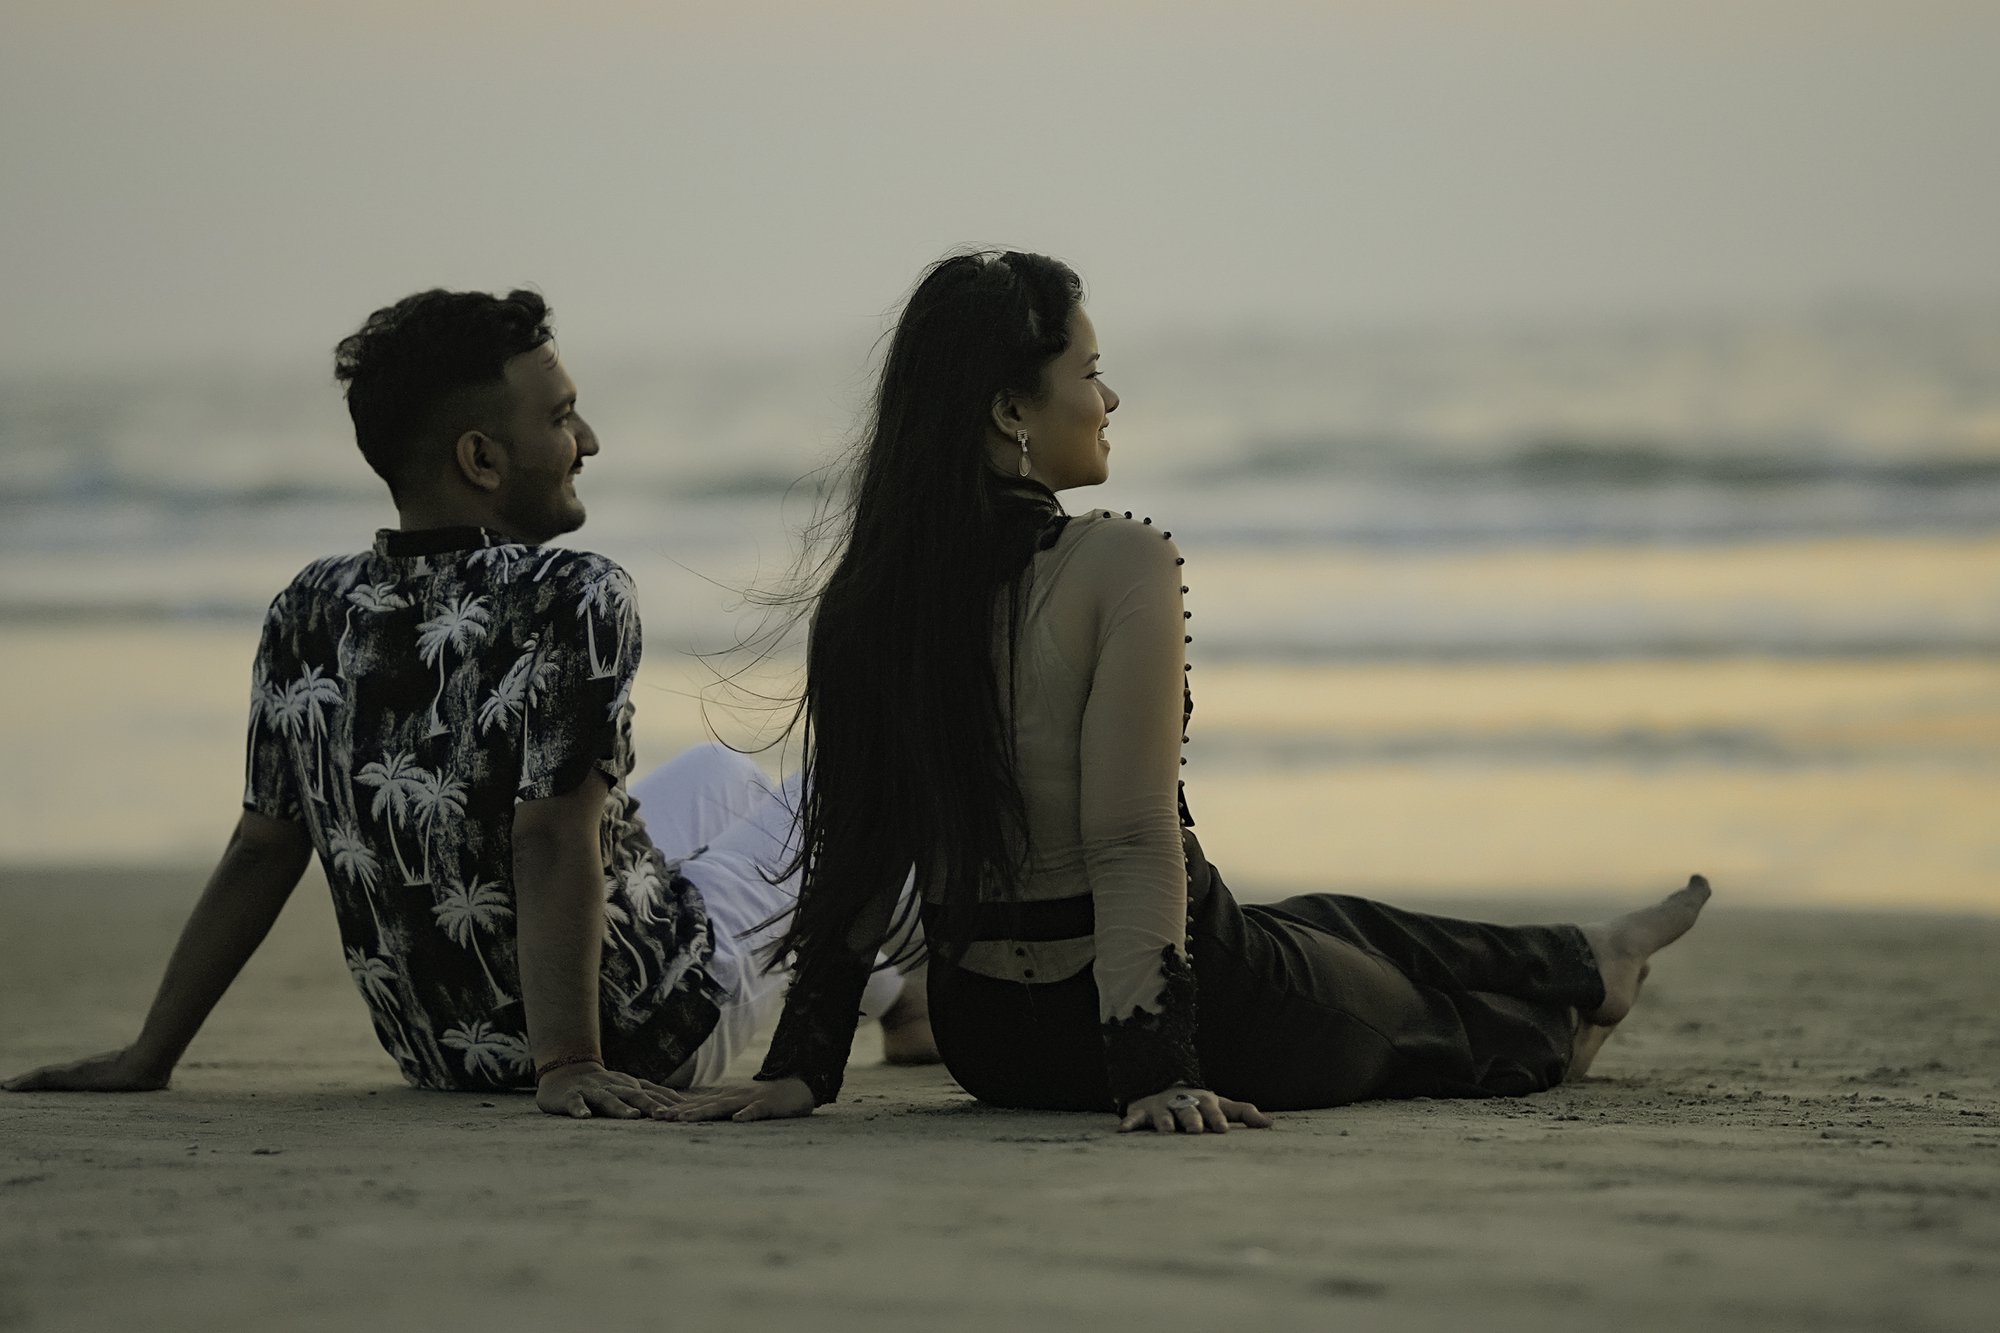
1100 944 1203 1113
753 948 873 1107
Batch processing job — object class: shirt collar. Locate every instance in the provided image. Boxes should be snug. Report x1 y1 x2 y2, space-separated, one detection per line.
373 526 518 558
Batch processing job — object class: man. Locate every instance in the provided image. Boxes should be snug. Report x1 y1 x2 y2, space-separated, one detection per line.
4 289 930 1118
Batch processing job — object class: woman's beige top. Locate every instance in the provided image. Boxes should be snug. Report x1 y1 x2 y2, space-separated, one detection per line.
952 511 1196 1043
756 507 1204 1108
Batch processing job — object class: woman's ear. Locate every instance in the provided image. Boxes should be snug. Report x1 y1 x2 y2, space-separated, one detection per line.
453 430 503 493
989 391 1024 442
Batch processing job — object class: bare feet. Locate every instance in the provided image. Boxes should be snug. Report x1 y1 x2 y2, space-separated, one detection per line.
1569 964 1646 1077
1578 874 1711 1027
879 965 941 1066
1569 1020 1612 1079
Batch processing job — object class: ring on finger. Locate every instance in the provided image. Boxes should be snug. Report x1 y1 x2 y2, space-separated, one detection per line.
1166 1092 1199 1110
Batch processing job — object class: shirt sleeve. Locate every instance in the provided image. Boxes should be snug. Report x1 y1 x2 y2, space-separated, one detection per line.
754 879 901 1106
517 560 642 803
1075 522 1204 1110
243 590 305 822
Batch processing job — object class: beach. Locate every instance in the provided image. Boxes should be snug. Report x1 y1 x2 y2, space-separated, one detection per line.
6 3 2000 1325
3 865 1997 1333
4 461 1996 1333
4 307 1997 1331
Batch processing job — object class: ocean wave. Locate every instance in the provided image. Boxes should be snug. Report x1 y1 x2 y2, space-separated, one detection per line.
1187 634 2000 664
7 461 1997 553
0 466 826 511
1108 475 2000 548
1191 727 1995 769
1209 434 2000 489
0 475 367 510
5 593 1991 664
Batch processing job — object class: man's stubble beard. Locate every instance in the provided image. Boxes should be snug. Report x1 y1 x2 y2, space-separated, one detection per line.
496 480 586 545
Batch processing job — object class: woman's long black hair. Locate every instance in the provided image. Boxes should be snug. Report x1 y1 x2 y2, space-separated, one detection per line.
767 249 1084 973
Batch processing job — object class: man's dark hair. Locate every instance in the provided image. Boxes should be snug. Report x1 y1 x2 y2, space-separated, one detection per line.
333 288 554 497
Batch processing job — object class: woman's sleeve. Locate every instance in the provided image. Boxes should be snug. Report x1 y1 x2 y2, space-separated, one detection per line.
1075 523 1203 1110
753 879 900 1107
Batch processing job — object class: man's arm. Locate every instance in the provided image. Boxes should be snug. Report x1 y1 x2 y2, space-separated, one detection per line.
3 811 312 1092
511 773 679 1120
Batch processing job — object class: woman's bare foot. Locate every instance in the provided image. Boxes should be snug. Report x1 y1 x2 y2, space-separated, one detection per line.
1569 964 1646 1077
880 965 941 1066
1578 874 1711 1027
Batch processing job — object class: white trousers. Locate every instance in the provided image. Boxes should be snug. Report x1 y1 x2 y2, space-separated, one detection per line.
628 744 914 1086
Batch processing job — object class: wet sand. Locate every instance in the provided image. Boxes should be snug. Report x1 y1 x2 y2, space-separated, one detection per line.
2 866 1996 1333
5 623 1997 911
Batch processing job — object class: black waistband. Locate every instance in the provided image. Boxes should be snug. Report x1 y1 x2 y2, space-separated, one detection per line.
965 895 1095 943
961 830 1216 943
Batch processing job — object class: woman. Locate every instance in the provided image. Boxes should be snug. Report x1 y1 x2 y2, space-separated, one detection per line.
671 251 1709 1133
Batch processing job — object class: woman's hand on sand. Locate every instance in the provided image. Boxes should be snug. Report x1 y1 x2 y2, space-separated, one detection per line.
3 1047 171 1093
534 1064 685 1120
1119 1085 1273 1134
664 1078 816 1123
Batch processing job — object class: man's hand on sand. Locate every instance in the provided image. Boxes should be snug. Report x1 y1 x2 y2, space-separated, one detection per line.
534 1064 685 1120
4 1047 170 1093
664 1078 815 1123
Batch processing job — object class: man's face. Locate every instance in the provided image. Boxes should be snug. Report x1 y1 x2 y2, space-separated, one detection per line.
489 344 598 543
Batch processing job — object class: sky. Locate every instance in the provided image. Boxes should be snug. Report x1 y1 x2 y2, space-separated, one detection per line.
2 0 1997 373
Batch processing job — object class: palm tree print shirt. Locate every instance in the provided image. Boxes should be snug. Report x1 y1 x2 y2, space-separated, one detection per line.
243 527 720 1091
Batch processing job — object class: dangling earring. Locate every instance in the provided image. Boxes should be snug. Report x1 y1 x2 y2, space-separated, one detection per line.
1017 429 1031 478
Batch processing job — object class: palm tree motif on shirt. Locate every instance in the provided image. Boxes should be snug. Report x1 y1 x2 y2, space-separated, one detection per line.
343 944 426 1071
286 665 344 803
244 657 279 806
608 573 639 675
357 750 428 885
598 864 659 1011
326 819 389 938
408 768 469 884
596 895 643 1014
339 581 409 665
439 1020 531 1082
431 876 514 1006
416 594 492 735
618 858 669 930
575 568 636 680
297 554 362 596
478 636 558 749
467 542 528 581
262 675 309 805
344 946 398 1010
604 671 635 726
528 549 568 583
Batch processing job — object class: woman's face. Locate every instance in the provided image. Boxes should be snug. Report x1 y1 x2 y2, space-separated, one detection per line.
1005 307 1119 492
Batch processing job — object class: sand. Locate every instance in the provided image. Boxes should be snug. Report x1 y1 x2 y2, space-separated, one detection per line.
3 866 1997 1333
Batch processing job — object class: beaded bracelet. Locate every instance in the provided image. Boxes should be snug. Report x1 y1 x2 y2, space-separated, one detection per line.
533 1053 603 1082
